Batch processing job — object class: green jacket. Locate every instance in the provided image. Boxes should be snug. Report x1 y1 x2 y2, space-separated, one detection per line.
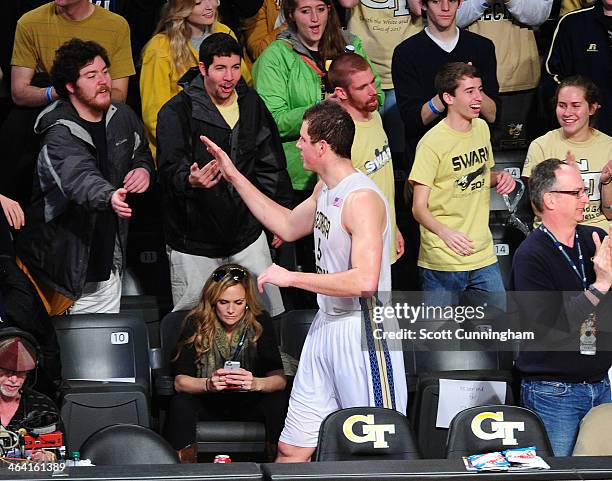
253 29 384 191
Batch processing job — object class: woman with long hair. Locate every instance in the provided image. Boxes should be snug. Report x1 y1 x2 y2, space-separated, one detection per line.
164 264 287 463
522 75 612 229
252 0 383 193
140 0 252 159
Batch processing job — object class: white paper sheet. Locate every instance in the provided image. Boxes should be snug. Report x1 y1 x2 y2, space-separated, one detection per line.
436 379 507 428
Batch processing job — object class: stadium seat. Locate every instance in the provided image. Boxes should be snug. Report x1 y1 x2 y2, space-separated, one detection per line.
53 313 152 451
445 404 553 458
157 310 266 453
81 424 178 465
279 309 316 376
315 407 421 461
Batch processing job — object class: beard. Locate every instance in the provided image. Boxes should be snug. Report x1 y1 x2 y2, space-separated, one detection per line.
348 93 378 115
75 84 112 113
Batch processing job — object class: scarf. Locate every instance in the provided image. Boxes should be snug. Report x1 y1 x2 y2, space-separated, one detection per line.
195 318 255 378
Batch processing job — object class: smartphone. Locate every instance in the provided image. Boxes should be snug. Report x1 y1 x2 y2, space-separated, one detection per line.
224 361 240 370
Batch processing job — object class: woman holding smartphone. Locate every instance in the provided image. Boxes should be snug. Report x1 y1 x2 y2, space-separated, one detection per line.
164 264 287 463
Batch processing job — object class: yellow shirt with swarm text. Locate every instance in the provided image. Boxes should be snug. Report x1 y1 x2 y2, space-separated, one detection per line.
409 119 497 272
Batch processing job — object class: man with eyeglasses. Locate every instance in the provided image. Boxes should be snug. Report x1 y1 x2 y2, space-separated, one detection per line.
511 158 612 456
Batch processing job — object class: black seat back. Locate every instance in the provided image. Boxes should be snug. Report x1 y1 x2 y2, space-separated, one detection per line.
81 424 178 465
446 404 553 458
315 407 421 461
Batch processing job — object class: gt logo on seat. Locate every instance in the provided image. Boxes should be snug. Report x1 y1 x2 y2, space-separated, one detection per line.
342 414 395 448
471 412 525 446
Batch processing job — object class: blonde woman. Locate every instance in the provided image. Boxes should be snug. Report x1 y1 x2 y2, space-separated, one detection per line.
164 264 287 463
140 0 252 159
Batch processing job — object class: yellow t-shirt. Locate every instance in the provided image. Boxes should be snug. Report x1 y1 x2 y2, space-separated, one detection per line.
409 118 497 271
347 2 422 89
216 93 240 129
11 3 134 78
522 128 612 230
351 111 398 263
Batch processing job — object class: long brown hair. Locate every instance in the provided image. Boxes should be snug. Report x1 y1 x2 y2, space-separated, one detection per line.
151 0 219 75
282 0 346 63
173 264 263 364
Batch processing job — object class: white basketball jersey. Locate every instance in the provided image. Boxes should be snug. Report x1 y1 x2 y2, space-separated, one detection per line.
314 171 392 315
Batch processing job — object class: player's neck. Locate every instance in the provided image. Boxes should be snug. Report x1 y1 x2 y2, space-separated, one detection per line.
56 1 95 21
318 158 357 189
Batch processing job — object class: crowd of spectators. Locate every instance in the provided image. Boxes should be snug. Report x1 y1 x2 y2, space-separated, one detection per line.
0 0 611 464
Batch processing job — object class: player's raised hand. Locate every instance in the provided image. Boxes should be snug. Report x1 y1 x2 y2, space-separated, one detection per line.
257 263 293 293
200 135 239 183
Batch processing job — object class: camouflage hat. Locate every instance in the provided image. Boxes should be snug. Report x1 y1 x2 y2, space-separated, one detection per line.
0 337 37 372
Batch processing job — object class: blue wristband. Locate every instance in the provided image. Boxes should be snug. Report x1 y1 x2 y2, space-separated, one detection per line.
428 99 442 115
45 86 54 104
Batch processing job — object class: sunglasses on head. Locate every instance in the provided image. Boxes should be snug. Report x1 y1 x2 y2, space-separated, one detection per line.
211 267 248 282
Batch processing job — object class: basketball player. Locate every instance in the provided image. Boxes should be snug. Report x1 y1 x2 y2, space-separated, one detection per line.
200 101 407 463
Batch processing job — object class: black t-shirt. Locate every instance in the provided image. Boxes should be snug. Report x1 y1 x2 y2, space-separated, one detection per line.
172 312 283 378
81 116 116 283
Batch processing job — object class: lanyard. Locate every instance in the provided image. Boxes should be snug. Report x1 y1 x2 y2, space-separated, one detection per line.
539 225 587 290
231 328 249 361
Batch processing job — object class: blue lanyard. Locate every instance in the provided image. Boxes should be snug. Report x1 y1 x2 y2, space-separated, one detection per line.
539 225 587 290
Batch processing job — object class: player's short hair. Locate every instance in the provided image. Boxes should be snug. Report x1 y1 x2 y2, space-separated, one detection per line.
435 62 480 100
303 101 354 159
328 52 371 91
51 38 111 99
529 158 566 213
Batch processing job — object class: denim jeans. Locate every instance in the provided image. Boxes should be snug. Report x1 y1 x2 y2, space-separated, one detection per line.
521 378 611 456
420 263 507 312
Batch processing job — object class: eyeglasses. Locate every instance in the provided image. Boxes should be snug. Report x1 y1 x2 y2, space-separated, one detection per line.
548 188 588 198
211 267 248 282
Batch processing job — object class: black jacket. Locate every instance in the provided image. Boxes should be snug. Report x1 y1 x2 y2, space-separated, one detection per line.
156 70 293 257
545 3 612 136
15 100 154 299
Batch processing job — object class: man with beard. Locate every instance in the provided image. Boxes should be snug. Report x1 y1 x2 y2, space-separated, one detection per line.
328 52 404 265
15 39 153 314
156 33 292 315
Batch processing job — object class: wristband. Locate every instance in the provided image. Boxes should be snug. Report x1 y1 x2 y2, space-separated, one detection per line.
45 86 54 104
602 205 612 209
428 99 443 115
588 284 605 300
